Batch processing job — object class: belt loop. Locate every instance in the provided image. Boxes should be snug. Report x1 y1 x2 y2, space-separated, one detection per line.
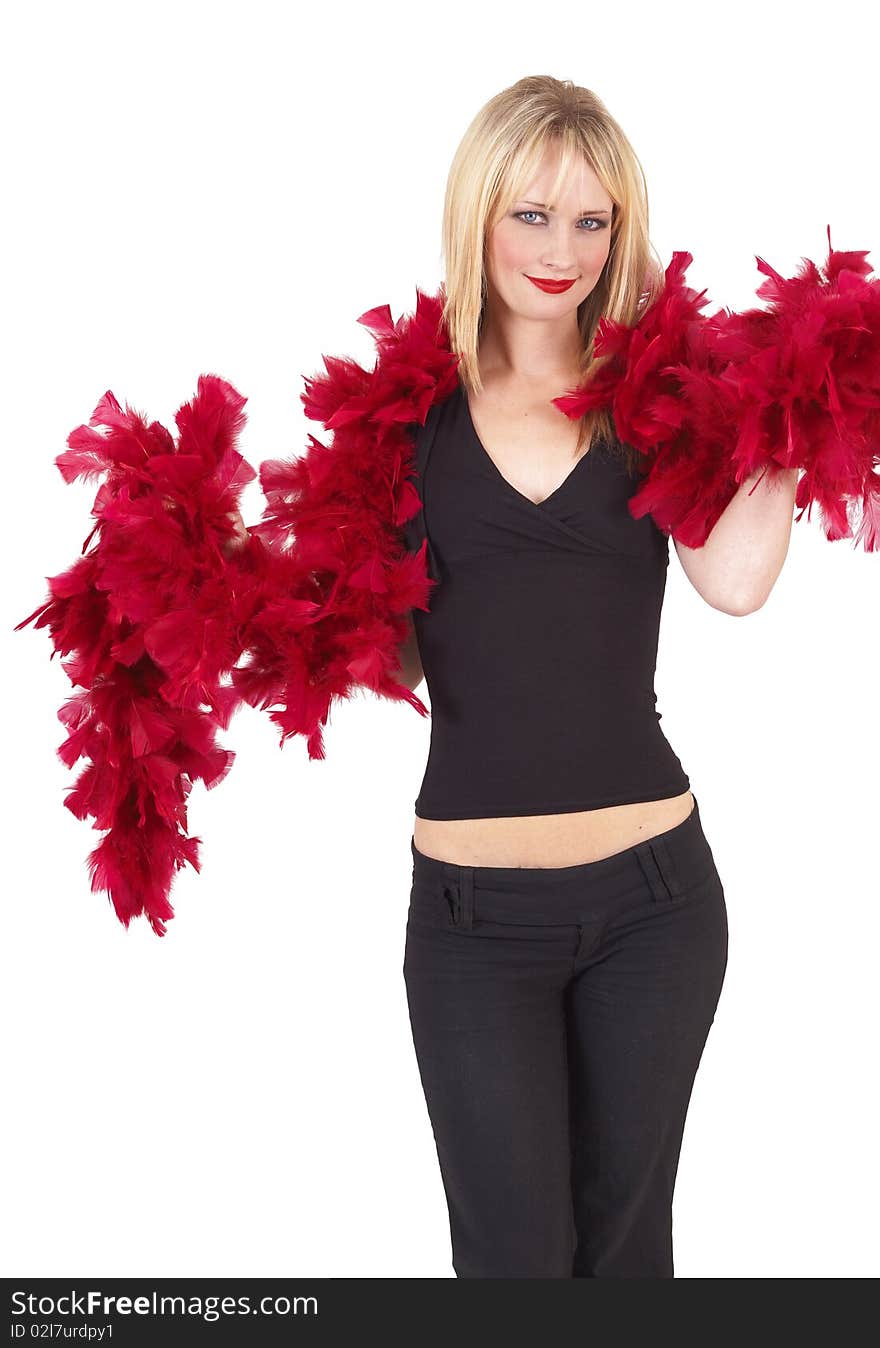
457 865 475 930
652 834 683 900
634 840 669 904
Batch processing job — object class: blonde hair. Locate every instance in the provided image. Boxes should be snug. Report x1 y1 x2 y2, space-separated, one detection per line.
440 75 663 466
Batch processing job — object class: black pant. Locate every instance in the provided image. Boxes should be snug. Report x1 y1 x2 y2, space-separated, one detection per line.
403 793 728 1278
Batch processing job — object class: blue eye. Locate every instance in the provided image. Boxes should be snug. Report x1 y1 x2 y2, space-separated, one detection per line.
514 210 606 231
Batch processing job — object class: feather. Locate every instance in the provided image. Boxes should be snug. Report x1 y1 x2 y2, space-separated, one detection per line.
15 376 258 936
16 244 879 935
554 228 880 549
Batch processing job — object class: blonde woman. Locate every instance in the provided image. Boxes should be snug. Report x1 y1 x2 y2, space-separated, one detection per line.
393 76 798 1279
26 72 840 1279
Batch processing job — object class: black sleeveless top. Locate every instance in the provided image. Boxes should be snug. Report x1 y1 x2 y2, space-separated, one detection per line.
403 381 690 820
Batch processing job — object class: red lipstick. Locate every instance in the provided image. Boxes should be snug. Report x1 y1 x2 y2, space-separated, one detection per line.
525 275 577 294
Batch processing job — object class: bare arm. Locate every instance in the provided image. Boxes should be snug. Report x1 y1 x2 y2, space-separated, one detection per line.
672 465 800 615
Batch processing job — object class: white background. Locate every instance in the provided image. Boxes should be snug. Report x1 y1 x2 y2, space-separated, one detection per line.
3 0 878 1279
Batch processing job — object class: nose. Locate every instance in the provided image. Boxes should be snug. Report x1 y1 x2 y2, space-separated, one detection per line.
538 252 578 271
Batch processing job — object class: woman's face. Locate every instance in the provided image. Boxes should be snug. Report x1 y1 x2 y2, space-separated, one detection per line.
485 147 614 321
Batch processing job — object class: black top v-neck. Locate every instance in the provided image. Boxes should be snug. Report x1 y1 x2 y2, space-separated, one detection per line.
404 380 690 820
463 386 595 509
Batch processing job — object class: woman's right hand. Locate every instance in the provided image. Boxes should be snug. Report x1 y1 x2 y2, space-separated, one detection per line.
220 508 249 558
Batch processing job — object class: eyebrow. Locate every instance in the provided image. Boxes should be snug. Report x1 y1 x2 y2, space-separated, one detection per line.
518 200 612 215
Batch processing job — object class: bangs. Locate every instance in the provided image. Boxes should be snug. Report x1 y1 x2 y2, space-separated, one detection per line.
499 125 595 218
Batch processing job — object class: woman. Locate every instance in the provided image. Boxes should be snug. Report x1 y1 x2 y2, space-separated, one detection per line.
386 76 798 1279
23 71 872 1278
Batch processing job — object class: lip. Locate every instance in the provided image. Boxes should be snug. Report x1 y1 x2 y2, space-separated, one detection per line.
525 274 578 293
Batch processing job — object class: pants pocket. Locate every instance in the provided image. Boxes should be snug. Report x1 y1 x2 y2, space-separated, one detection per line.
407 877 456 930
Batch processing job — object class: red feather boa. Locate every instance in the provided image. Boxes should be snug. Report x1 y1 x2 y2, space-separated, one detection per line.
15 231 880 935
555 225 880 549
